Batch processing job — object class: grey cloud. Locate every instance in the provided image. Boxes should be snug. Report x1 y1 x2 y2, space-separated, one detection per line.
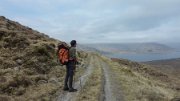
2 0 180 43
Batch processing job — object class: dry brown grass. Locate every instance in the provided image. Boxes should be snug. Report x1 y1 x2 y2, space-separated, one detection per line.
100 55 180 101
0 16 89 101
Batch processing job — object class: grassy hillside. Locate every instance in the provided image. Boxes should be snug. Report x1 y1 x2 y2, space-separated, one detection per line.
72 54 180 101
144 58 180 79
0 16 88 101
101 57 180 101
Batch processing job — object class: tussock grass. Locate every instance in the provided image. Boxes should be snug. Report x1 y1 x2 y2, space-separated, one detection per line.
0 16 90 101
100 56 179 101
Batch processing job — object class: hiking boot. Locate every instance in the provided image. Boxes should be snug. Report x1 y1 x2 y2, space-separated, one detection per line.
63 87 69 91
69 88 77 92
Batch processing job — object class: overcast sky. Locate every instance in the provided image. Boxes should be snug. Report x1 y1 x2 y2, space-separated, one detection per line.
0 0 180 43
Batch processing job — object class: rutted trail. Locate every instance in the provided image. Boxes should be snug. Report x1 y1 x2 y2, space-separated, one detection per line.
98 58 123 101
99 58 116 101
55 55 123 101
55 56 95 101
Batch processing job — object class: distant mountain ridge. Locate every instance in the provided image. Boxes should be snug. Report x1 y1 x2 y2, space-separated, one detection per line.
82 43 175 54
77 44 101 53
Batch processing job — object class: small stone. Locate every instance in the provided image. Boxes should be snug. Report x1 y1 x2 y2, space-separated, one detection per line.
16 59 23 65
14 67 19 71
48 77 59 84
38 80 48 84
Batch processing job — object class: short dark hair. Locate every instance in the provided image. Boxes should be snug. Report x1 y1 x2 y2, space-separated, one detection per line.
70 40 76 46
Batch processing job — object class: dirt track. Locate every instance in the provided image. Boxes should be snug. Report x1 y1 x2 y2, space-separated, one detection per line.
99 58 124 101
55 56 95 101
55 55 123 101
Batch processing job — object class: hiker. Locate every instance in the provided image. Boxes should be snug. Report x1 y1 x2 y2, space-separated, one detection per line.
63 40 78 92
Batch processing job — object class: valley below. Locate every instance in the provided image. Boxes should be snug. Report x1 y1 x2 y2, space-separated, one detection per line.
79 43 180 62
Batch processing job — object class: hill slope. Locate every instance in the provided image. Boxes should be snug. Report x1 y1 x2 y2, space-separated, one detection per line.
107 57 180 101
0 16 88 100
144 58 180 79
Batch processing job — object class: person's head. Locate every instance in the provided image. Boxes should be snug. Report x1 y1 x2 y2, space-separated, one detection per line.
70 40 77 47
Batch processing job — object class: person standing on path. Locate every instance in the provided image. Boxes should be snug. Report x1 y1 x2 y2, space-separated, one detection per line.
63 40 78 92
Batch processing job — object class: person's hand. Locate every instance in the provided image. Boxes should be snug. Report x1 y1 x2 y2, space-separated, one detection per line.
76 61 80 65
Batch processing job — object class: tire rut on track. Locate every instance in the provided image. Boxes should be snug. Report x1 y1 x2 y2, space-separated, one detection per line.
99 59 115 101
99 57 124 101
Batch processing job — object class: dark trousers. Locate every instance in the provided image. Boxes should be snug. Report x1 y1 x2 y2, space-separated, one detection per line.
64 61 75 89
